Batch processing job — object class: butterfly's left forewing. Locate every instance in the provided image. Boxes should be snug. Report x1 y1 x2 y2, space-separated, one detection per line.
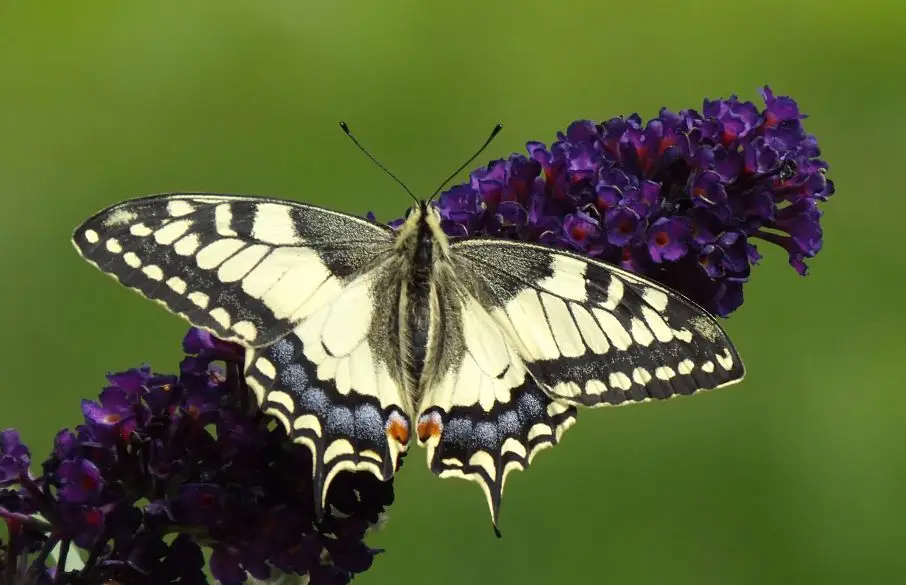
450 238 746 406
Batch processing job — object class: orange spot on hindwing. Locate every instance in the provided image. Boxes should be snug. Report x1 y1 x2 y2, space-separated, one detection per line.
386 411 411 445
416 411 444 443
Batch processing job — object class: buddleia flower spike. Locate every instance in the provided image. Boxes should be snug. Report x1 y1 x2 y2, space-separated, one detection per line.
1 328 392 585
421 86 833 316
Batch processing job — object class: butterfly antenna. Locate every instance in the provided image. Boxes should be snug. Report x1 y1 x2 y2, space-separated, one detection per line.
428 123 503 202
340 121 418 204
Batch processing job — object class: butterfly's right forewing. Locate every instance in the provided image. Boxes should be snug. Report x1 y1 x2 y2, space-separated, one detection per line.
71 192 396 347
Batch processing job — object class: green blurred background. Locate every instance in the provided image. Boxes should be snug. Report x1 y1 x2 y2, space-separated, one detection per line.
1 1 902 583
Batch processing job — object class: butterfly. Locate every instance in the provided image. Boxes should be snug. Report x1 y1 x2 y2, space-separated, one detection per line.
71 126 745 533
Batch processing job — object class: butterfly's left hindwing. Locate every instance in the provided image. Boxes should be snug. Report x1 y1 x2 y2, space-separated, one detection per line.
413 276 577 528
418 378 576 531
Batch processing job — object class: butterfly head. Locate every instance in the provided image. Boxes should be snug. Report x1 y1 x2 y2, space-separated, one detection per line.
403 199 428 217
399 199 443 232
395 200 450 259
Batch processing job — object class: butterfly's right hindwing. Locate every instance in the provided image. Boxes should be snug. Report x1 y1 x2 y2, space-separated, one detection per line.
243 264 412 516
71 193 395 347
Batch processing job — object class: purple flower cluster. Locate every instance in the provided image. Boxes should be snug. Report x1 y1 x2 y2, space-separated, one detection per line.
1 328 392 585
407 87 834 316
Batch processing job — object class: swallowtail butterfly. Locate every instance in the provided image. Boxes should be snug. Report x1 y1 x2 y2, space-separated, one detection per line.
72 131 745 532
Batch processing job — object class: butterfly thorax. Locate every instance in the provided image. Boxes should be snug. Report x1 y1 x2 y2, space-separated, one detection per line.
393 203 451 398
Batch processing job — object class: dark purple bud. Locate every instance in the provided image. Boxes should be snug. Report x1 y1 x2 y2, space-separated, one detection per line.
689 170 728 207
52 429 77 461
210 545 247 585
0 430 30 486
58 459 104 504
437 184 485 226
183 328 243 362
596 184 622 210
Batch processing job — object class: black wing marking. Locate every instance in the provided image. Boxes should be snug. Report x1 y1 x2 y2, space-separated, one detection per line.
72 193 394 348
451 239 745 407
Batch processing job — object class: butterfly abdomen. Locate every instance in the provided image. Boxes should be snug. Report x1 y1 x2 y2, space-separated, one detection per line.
404 209 435 388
